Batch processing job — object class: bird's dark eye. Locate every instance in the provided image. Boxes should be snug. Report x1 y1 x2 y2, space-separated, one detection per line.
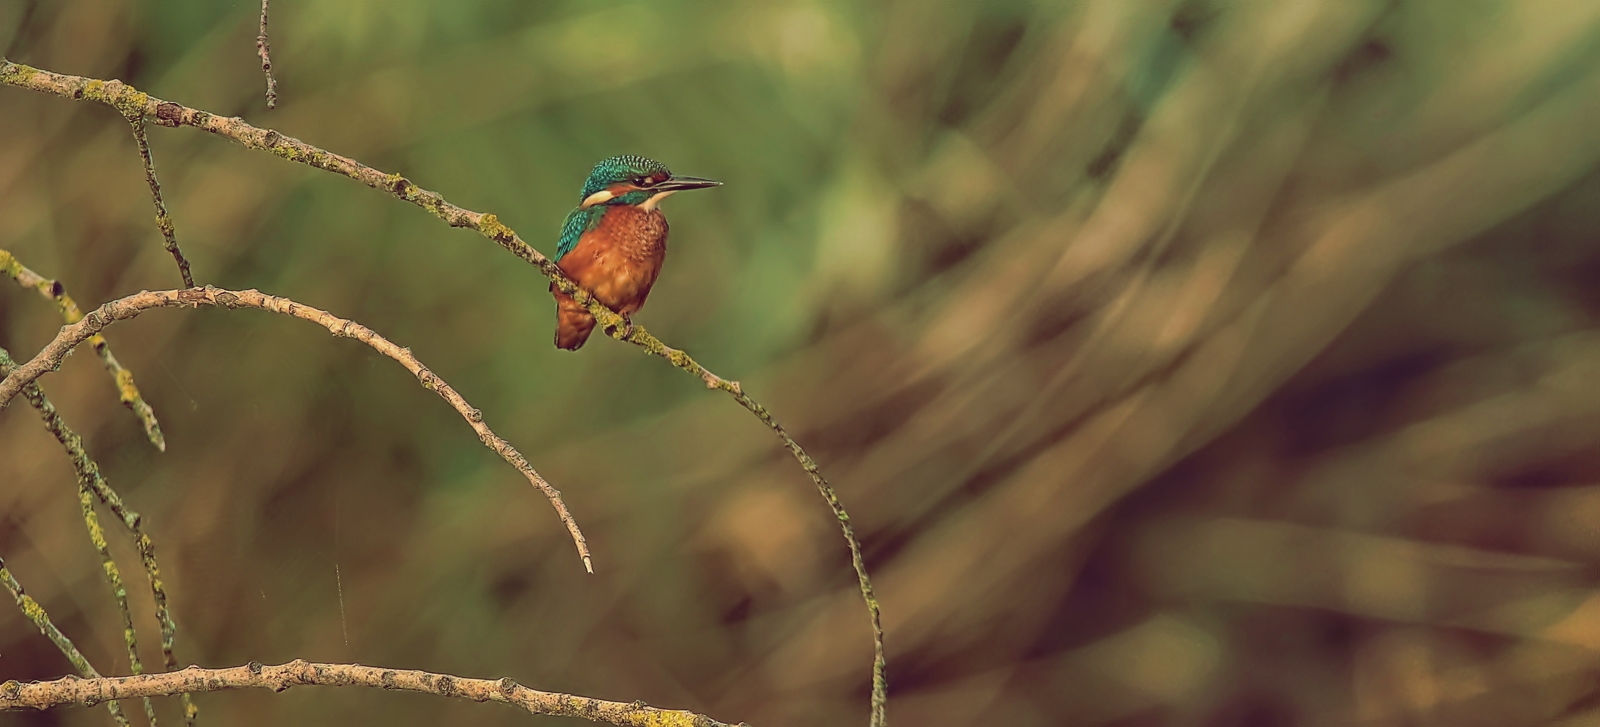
634 176 651 187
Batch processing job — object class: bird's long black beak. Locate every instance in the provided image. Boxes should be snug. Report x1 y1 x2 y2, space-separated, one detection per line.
657 175 722 192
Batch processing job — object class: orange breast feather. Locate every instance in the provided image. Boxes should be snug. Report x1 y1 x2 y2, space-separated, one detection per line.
550 206 669 350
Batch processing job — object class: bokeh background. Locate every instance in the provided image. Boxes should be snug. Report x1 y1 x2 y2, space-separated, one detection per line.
3 1 1600 725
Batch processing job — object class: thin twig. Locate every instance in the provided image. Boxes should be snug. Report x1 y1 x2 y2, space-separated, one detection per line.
0 286 592 573
257 0 277 108
88 477 200 727
0 248 165 450
701 380 887 725
0 346 198 725
126 115 194 287
0 556 133 726
0 660 742 727
0 59 887 723
77 451 160 727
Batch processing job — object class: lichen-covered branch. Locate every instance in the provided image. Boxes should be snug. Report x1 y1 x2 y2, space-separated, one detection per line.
85 473 200 726
0 248 165 450
126 115 194 287
0 346 197 725
610 339 887 722
257 0 277 108
0 56 884 724
703 379 887 725
0 556 133 726
0 660 741 727
0 286 592 573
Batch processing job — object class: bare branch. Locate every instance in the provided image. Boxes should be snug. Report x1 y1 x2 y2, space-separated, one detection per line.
0 660 743 726
0 57 882 721
126 115 194 287
0 248 165 450
257 0 277 109
0 286 593 573
0 345 198 725
0 556 133 726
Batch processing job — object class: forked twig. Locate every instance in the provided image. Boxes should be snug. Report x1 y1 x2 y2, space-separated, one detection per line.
0 248 165 450
0 286 592 573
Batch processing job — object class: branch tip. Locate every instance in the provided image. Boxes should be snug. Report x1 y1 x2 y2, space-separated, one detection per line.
0 287 592 572
0 249 166 449
257 0 278 108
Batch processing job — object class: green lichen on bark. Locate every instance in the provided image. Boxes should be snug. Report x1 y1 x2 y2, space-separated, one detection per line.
112 88 152 120
0 557 132 726
4 346 160 723
0 345 195 724
477 213 514 242
0 247 165 449
0 58 36 85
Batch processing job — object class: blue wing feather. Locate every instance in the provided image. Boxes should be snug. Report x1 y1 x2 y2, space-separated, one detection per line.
556 207 604 262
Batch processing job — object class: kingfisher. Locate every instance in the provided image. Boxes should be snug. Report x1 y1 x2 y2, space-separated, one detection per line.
550 155 721 350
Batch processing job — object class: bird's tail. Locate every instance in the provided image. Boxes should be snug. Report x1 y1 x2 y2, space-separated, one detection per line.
553 288 596 350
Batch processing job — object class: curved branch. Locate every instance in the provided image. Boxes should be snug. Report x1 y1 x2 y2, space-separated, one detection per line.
0 286 592 573
0 660 741 727
0 58 883 723
0 248 165 450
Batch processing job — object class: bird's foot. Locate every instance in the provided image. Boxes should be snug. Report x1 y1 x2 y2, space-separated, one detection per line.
608 314 634 340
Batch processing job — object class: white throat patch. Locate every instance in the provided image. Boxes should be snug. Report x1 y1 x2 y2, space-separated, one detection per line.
639 190 677 211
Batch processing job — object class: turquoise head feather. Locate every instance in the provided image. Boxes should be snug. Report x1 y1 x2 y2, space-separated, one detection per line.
555 155 721 261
